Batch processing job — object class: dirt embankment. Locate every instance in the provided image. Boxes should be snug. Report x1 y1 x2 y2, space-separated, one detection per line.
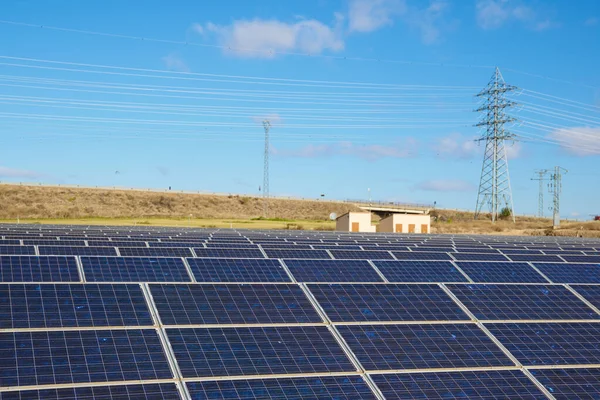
0 185 361 221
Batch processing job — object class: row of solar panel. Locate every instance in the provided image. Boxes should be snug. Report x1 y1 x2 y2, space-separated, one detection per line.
2 282 600 329
2 323 600 391
1 257 600 284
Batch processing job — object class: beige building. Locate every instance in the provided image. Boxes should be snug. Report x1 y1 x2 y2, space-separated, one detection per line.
336 212 376 233
377 213 431 234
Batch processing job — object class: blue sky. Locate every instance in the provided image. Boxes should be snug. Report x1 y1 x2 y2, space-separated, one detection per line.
0 0 598 219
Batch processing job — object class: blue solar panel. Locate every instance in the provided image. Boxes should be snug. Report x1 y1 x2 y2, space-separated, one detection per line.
448 284 599 320
265 249 331 260
38 246 118 256
167 326 354 377
532 263 600 284
500 249 544 255
0 256 80 282
530 368 600 400
284 259 383 282
337 323 512 370
0 245 36 255
562 255 600 263
329 250 394 260
186 258 289 282
571 285 600 310
308 284 468 322
23 239 86 246
452 253 510 262
412 247 455 252
118 247 193 257
455 262 548 283
205 242 258 248
1 383 181 400
193 248 266 259
81 257 191 282
507 254 564 263
150 284 321 325
0 283 153 328
541 250 584 255
150 241 204 247
487 322 600 365
313 245 364 250
371 370 546 399
0 239 21 245
87 240 148 247
392 251 454 261
0 329 172 387
186 376 377 399
373 260 469 282
455 248 501 254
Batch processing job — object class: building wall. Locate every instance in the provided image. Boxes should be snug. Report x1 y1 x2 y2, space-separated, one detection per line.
336 212 374 232
378 214 431 233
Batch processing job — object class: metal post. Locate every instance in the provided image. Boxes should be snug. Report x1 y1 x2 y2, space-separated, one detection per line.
262 120 271 218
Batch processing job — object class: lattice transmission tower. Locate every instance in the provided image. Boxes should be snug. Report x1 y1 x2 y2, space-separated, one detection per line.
531 169 549 217
474 67 518 223
262 120 271 218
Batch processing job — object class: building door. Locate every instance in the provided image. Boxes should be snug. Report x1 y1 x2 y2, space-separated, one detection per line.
352 222 359 232
421 224 428 233
395 224 403 233
408 224 415 233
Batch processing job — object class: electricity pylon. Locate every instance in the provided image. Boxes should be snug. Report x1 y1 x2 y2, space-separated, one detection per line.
548 166 567 228
262 120 271 218
474 67 518 223
531 169 549 217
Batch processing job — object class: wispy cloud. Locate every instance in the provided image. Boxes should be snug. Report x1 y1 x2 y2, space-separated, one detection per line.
252 113 283 126
414 179 476 192
347 0 407 33
162 53 190 72
407 1 455 44
156 166 170 177
272 139 418 161
585 17 598 27
434 133 480 159
193 16 345 58
548 127 600 156
475 0 557 31
0 166 43 179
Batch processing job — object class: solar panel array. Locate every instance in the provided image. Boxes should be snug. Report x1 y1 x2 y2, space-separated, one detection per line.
1 224 600 399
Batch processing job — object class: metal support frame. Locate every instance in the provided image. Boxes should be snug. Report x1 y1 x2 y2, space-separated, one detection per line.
262 120 271 218
531 170 549 218
548 166 567 228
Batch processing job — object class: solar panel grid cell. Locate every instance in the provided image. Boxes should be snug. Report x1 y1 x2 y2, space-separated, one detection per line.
118 247 193 257
371 370 547 399
0 329 172 387
0 245 36 255
193 248 266 259
81 257 191 282
87 240 148 248
373 260 469 282
186 376 377 400
456 262 548 283
337 324 513 370
563 255 600 263
532 263 600 284
530 368 600 400
265 249 331 260
0 256 80 282
0 283 153 328
150 284 321 325
329 250 394 260
0 383 182 400
167 326 354 377
23 240 87 246
391 251 454 261
448 284 599 320
187 258 290 282
451 253 510 262
308 284 468 322
507 254 565 263
284 259 383 283
38 246 118 256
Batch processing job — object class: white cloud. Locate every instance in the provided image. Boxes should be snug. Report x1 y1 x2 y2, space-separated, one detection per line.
548 127 600 156
194 16 344 58
347 0 407 33
434 133 480 159
271 139 418 161
475 0 556 31
162 53 190 72
252 113 283 126
415 179 476 192
0 166 42 179
584 17 598 27
407 0 452 44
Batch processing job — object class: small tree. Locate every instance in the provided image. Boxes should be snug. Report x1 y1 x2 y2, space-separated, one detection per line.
499 207 512 220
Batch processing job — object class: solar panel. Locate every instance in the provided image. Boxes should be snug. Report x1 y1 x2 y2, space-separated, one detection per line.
308 284 468 322
500 249 544 255
0 283 153 328
329 250 394 260
531 263 600 284
337 324 512 370
87 240 148 247
412 247 455 252
373 260 469 283
487 322 600 365
205 242 258 248
448 284 599 320
455 262 548 283
284 259 383 282
562 255 600 263
186 376 377 399
452 253 510 262
149 284 321 325
186 258 289 282
506 254 565 263
571 285 600 310
313 245 364 250
392 251 454 261
455 248 501 254
0 383 181 400
0 256 80 282
118 247 193 257
0 245 36 255
530 368 600 400
0 239 21 245
0 329 172 387
542 250 584 255
81 256 191 282
371 370 546 399
261 243 314 249
193 247 266 259
264 249 331 260
150 241 205 247
23 239 86 246
38 246 118 256
166 326 354 377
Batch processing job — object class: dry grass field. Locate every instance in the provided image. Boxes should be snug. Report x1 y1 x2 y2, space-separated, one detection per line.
1 184 598 236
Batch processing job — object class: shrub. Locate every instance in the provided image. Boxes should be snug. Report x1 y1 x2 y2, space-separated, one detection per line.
499 207 512 220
